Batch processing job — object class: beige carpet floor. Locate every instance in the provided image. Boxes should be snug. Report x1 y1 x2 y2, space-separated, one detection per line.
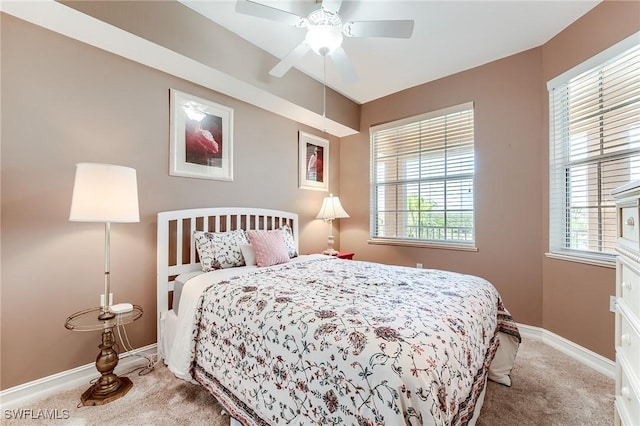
3 338 614 425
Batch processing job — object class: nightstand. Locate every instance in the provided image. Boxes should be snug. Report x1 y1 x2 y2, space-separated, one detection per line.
64 305 143 406
335 251 354 260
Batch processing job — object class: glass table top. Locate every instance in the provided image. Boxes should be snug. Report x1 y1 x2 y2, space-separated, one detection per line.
64 305 143 332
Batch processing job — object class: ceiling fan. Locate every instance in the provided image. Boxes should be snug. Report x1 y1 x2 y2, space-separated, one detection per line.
235 0 414 83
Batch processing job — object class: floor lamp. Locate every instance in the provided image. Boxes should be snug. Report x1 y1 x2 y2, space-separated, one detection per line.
316 193 349 255
69 163 140 320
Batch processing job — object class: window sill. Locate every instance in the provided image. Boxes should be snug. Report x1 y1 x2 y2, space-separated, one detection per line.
545 252 616 269
368 239 478 252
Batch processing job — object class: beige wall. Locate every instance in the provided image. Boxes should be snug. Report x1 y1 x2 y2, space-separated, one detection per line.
340 0 640 362
341 48 545 330
540 0 640 360
0 15 339 390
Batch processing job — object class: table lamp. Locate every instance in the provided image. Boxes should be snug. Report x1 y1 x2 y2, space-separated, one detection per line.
69 163 140 320
316 193 349 255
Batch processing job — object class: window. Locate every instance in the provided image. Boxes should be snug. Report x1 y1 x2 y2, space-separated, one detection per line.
548 34 640 265
370 102 475 249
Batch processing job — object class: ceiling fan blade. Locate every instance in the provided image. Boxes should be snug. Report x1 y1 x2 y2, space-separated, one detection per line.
330 46 356 84
321 0 343 15
269 43 311 78
235 0 307 27
343 20 414 38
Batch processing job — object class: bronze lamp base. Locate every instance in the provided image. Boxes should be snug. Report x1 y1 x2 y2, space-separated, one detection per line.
79 328 133 406
80 376 133 406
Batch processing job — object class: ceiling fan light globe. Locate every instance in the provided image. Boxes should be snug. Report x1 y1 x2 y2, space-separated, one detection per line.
305 25 343 56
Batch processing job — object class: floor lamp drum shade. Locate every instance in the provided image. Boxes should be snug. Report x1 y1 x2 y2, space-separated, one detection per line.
69 163 140 223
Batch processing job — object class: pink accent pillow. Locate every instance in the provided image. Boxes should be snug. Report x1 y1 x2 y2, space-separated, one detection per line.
246 230 290 267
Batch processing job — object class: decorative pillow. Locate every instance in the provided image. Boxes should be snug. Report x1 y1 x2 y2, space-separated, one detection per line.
246 230 290 267
280 224 298 258
239 244 256 267
193 231 217 272
193 230 249 271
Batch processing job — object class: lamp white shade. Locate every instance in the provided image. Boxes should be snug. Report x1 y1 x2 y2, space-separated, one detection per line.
316 194 349 220
69 163 140 223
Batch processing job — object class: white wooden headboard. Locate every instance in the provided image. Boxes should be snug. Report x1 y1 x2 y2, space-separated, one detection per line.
156 207 299 340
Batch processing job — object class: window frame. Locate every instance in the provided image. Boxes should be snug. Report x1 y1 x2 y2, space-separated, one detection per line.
369 102 477 250
547 32 640 268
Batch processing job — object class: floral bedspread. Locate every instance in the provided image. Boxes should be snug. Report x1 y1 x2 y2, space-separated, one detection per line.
190 257 518 425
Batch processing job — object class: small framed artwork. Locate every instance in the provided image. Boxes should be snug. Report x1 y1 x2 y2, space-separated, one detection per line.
299 131 329 191
169 89 233 181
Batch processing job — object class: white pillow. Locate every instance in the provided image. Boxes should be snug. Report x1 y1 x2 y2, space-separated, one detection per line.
239 244 256 267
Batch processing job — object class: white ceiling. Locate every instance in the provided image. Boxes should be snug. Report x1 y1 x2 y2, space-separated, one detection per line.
183 0 601 104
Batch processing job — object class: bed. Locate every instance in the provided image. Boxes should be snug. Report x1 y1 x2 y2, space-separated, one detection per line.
157 207 520 426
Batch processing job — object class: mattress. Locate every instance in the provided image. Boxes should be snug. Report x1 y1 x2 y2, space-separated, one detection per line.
172 270 204 315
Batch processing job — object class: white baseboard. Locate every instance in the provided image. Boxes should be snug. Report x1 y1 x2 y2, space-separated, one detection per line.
0 344 157 410
517 323 615 379
0 326 615 410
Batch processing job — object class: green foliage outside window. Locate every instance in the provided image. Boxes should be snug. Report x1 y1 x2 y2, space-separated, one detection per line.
405 194 473 241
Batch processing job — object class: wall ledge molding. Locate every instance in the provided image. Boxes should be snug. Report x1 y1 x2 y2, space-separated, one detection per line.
0 328 615 410
517 323 615 379
0 344 157 410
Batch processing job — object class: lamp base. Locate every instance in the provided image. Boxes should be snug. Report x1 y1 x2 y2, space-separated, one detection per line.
323 248 339 256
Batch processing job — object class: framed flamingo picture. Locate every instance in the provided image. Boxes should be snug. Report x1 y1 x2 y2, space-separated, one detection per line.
299 131 328 191
169 89 233 181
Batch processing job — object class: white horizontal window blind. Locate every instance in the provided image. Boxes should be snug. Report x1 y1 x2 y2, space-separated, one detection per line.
370 103 475 247
549 39 640 262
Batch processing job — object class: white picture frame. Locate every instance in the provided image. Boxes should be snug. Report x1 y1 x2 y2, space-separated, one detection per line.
169 89 233 181
299 131 329 191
